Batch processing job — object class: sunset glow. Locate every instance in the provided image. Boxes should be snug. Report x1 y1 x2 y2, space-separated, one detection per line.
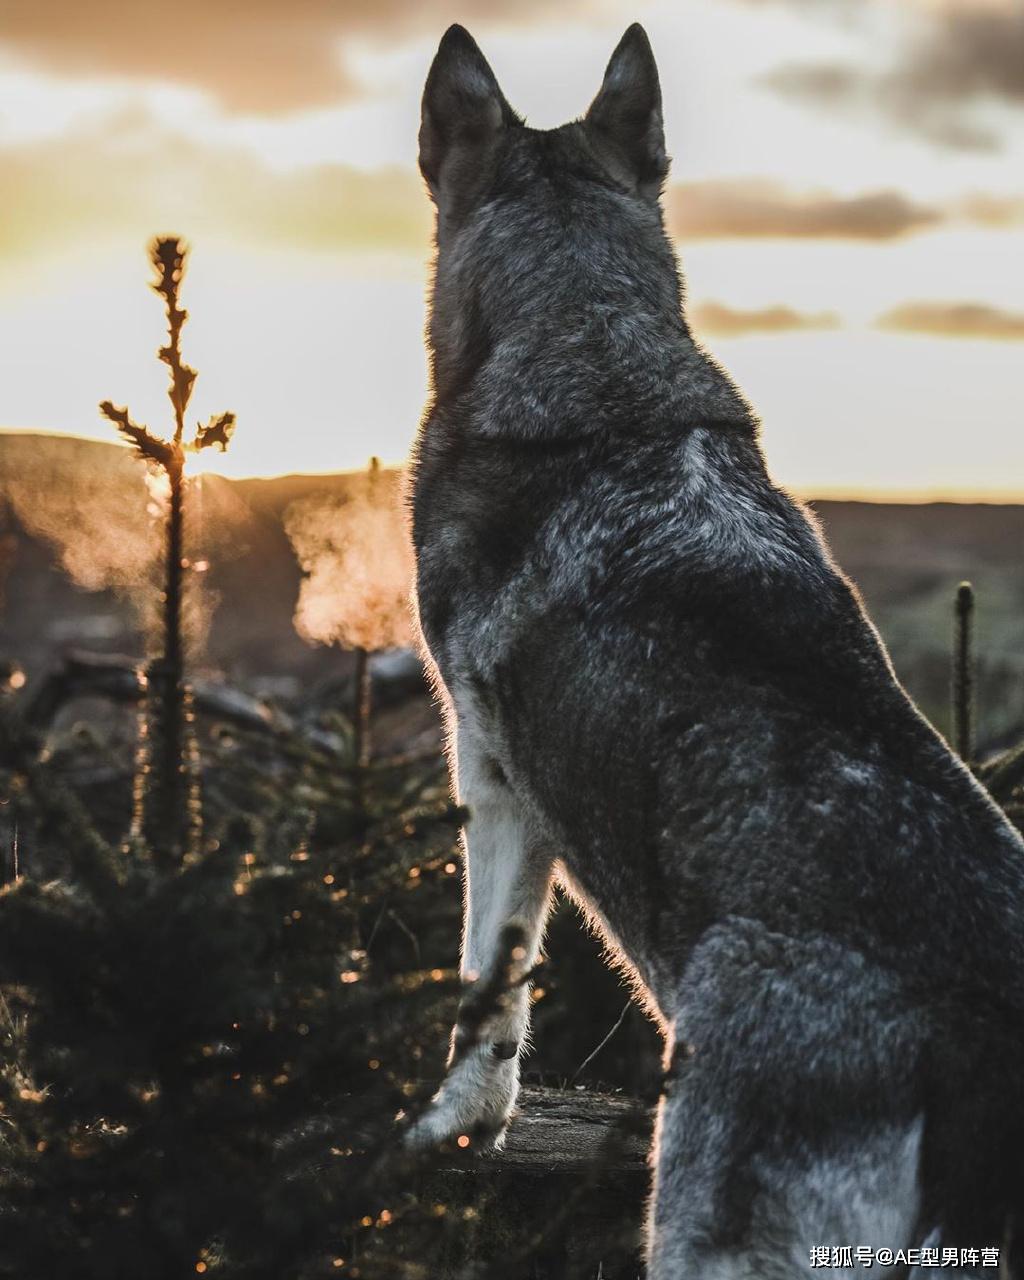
1 0 1021 497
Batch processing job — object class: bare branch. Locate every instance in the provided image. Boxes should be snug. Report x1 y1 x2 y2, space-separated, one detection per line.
192 410 237 453
98 401 176 469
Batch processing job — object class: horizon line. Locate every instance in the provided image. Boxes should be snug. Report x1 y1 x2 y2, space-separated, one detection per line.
1 427 1021 507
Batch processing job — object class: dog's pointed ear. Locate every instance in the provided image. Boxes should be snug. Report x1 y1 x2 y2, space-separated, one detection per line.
419 25 517 202
585 24 668 200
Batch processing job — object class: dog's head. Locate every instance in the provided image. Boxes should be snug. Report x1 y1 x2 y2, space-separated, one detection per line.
419 25 683 407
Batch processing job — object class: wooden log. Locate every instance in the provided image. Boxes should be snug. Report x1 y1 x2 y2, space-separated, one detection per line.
424 1086 654 1279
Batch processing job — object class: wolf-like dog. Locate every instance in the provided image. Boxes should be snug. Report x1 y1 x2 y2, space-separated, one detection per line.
408 23 1024 1277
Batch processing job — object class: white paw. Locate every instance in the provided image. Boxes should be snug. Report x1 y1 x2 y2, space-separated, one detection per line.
405 1046 520 1151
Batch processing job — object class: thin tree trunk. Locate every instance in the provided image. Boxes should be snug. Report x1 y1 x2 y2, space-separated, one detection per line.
353 647 372 770
952 580 974 765
146 452 191 862
352 647 373 820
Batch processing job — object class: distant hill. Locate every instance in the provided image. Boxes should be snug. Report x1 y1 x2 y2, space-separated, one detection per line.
1 433 1021 744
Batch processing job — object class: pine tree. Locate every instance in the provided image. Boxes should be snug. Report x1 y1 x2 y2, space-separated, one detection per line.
100 237 236 864
0 694 472 1279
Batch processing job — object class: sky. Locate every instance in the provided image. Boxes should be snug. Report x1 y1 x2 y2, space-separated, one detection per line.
0 0 1022 497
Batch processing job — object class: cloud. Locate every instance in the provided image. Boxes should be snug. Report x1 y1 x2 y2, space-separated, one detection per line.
667 179 942 241
877 301 1024 340
760 1 1024 150
903 4 1024 106
0 113 430 259
956 193 1024 227
0 113 1016 264
692 301 839 337
762 61 999 151
0 0 577 113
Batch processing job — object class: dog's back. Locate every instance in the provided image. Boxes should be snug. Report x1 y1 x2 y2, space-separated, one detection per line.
411 24 1024 1275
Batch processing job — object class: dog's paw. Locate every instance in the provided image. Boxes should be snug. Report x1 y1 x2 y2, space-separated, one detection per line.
404 1048 519 1152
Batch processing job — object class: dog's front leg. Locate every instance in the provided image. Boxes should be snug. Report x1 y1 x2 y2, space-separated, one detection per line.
407 720 553 1149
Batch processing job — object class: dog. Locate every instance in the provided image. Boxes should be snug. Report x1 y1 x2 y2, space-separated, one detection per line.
408 23 1024 1277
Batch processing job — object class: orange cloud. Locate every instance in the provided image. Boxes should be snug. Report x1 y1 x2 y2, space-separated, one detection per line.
956 193 1024 227
0 0 579 113
668 179 942 241
877 301 1024 340
692 301 839 337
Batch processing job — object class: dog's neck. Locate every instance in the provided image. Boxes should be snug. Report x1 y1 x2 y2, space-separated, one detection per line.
429 285 752 443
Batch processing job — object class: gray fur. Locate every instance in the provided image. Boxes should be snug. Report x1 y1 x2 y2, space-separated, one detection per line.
409 22 1024 1275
